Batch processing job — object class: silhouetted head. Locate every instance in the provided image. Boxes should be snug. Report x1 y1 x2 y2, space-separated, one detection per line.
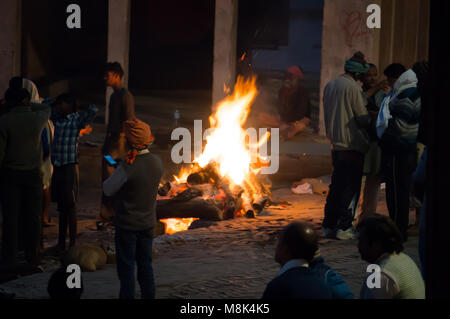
384 63 406 87
357 215 404 264
47 267 83 299
344 51 371 81
4 87 30 108
55 93 77 115
283 66 304 89
104 62 124 88
275 222 319 266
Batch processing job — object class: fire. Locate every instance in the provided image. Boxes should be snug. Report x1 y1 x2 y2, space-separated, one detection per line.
160 218 199 235
79 125 93 137
194 76 270 185
173 165 194 184
169 75 272 225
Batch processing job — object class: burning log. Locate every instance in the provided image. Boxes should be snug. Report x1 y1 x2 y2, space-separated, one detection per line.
186 165 220 185
218 181 238 220
243 201 254 218
156 198 224 221
157 182 171 196
252 196 269 215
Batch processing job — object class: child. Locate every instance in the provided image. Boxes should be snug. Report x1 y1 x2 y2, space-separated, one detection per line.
51 94 98 251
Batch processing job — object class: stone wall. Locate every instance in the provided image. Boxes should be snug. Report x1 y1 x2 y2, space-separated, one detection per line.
106 0 131 124
212 0 238 110
0 0 21 96
318 0 381 135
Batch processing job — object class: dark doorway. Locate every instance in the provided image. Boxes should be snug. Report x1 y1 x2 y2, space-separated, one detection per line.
129 0 215 92
21 0 108 99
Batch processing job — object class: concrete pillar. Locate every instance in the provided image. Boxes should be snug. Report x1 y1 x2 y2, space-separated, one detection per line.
212 0 239 111
0 0 21 96
318 0 381 136
105 0 131 125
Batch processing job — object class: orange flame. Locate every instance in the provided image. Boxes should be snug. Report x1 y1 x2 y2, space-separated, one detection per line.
79 125 93 137
160 218 199 234
195 76 268 185
171 75 272 220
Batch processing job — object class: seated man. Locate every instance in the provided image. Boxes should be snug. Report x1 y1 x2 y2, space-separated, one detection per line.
262 222 331 299
357 215 425 299
259 66 312 140
310 249 354 299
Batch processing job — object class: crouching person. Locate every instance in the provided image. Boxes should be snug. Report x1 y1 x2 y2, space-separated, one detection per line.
103 118 163 299
262 222 332 299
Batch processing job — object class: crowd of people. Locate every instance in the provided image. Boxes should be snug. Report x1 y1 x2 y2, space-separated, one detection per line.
0 54 428 299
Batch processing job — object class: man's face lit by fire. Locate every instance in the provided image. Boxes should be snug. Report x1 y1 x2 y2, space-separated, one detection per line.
104 71 121 88
363 66 378 88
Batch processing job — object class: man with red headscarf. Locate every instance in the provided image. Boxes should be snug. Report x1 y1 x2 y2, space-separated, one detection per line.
103 118 163 299
259 66 312 140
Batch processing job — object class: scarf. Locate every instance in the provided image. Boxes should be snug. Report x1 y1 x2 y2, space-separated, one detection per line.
344 60 371 76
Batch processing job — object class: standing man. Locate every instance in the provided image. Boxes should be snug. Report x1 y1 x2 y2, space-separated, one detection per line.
100 62 135 228
0 87 50 268
379 69 421 242
322 52 371 240
103 118 163 299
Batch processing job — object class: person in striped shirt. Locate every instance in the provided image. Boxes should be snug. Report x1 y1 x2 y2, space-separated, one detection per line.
358 215 425 299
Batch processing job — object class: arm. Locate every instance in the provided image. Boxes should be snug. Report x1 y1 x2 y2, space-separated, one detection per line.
103 164 128 197
123 91 135 121
353 90 371 129
76 104 98 129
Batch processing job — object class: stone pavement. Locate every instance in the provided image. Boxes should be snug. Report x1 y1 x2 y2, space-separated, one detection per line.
0 188 420 299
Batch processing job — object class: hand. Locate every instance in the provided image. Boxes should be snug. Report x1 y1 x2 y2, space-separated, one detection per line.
377 80 390 93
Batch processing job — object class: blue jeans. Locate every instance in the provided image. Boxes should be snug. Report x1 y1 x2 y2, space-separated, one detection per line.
115 227 155 299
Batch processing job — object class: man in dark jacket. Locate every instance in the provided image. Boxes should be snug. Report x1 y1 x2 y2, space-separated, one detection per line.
379 69 421 241
100 62 136 226
103 118 163 299
262 222 331 299
0 87 50 267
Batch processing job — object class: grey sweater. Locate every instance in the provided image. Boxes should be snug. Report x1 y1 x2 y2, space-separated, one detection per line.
103 150 163 231
323 75 370 153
